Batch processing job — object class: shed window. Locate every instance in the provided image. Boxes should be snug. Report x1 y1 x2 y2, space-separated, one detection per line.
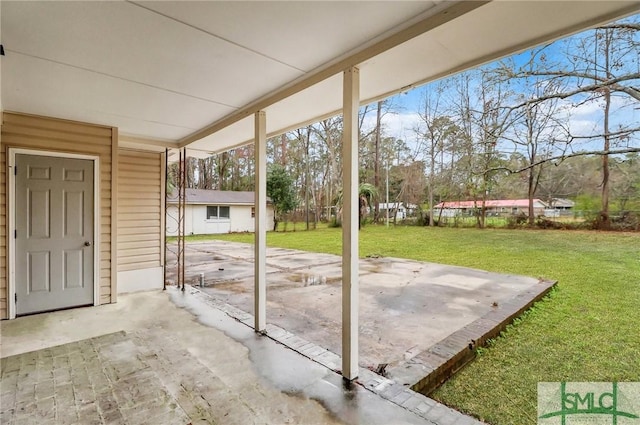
207 205 230 219
206 206 218 219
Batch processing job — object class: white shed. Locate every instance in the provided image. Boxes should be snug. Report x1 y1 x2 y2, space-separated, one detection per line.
167 189 274 236
378 202 407 220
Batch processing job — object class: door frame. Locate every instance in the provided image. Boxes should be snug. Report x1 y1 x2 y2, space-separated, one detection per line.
8 148 100 319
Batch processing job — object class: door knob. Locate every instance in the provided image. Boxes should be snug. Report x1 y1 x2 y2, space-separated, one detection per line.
84 241 92 247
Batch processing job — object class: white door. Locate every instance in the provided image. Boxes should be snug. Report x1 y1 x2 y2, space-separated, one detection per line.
15 154 95 315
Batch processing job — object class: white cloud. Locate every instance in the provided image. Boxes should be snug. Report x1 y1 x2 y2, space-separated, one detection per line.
358 88 638 155
381 111 422 141
565 97 638 137
359 110 422 142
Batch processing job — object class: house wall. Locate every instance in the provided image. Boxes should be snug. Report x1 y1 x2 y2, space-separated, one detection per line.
116 149 164 293
1 112 116 318
379 203 407 220
166 204 192 236
510 202 546 216
382 208 406 220
191 205 231 234
166 203 274 235
230 205 253 232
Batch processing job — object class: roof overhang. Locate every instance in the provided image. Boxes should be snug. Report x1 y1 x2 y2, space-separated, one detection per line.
2 1 638 157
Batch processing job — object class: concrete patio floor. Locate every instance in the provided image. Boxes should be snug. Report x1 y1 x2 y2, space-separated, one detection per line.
0 240 553 425
166 240 553 389
0 290 482 425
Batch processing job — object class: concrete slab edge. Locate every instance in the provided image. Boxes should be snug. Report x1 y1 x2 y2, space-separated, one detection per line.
393 279 557 396
183 285 487 425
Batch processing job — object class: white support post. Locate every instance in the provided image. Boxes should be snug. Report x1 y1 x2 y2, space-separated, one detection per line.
342 66 360 381
254 111 267 333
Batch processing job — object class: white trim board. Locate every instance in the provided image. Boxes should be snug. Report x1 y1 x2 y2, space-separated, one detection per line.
117 267 164 294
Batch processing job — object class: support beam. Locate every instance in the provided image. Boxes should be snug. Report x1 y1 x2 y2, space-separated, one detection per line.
341 67 359 381
254 111 267 333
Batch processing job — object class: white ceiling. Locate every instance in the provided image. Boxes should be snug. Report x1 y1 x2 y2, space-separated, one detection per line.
2 1 639 156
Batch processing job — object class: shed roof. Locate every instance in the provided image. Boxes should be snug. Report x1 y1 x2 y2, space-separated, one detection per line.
436 199 548 209
168 189 269 205
550 198 576 208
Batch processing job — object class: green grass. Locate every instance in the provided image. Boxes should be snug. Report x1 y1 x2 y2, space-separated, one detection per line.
192 225 640 425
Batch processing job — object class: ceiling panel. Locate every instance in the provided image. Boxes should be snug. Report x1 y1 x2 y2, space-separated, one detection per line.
2 53 234 140
136 1 439 72
2 0 303 121
188 115 254 156
2 0 637 153
264 75 343 135
188 74 344 153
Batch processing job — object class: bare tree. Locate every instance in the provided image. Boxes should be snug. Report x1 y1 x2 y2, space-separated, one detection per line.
502 80 570 224
415 84 460 225
499 18 640 228
450 70 513 228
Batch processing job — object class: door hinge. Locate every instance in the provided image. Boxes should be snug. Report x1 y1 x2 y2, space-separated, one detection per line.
14 166 17 176
14 229 17 239
15 293 17 304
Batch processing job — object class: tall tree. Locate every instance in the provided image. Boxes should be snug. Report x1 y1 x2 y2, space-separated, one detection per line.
266 164 298 231
374 100 383 222
450 70 512 228
501 17 640 228
415 84 460 226
502 79 569 224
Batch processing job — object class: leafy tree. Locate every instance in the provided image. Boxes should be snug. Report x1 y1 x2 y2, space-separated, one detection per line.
266 164 298 231
335 182 379 228
357 183 378 228
611 153 640 211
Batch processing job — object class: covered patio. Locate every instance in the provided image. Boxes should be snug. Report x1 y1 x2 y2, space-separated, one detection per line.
1 1 638 422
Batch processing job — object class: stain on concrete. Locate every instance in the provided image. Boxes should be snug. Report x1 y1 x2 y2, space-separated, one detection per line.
169 240 540 371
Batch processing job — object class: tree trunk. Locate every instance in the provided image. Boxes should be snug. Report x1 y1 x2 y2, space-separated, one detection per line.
599 28 612 230
374 101 382 222
527 106 536 226
600 85 611 229
280 134 287 166
218 152 229 190
528 167 536 225
428 159 435 226
305 126 311 230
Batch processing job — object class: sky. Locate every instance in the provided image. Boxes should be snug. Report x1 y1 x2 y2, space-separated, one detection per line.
359 15 640 159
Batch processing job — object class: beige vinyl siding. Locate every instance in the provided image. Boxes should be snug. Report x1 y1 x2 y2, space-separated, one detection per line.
1 112 115 318
117 149 162 272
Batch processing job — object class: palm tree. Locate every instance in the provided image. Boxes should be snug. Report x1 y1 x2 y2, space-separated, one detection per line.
335 183 379 228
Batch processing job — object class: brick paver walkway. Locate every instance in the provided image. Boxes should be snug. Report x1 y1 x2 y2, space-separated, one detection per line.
1 326 341 425
1 332 191 425
1 288 488 425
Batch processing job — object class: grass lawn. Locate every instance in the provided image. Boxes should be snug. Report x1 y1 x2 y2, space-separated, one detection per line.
193 225 639 425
